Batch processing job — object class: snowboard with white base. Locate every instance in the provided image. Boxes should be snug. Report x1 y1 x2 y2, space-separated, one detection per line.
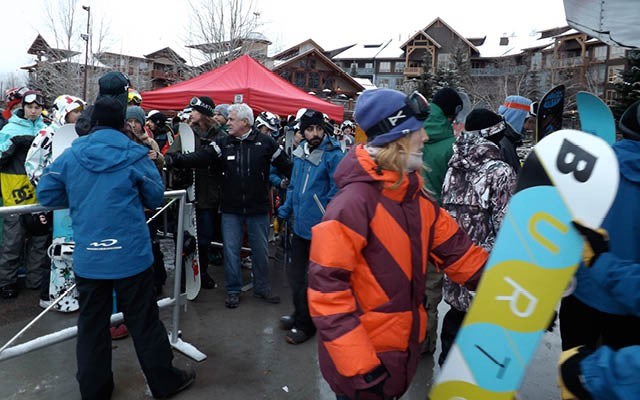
49 124 79 312
178 123 201 300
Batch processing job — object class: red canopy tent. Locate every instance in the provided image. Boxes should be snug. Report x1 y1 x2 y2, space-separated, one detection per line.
141 55 344 121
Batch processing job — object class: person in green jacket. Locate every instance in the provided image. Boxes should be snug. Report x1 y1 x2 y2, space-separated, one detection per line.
420 87 463 354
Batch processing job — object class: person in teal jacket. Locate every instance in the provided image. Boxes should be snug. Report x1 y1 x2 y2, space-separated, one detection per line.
36 73 195 399
277 109 344 345
0 90 48 300
420 87 462 354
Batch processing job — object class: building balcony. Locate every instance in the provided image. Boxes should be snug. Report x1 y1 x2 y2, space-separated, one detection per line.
470 65 527 76
554 56 585 68
403 66 424 77
151 70 180 81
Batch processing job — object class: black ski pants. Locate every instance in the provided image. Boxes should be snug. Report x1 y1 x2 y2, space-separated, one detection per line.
560 294 640 351
75 267 183 399
438 306 467 366
287 234 316 335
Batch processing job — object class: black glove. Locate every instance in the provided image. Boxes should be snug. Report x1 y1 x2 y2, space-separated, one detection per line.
164 153 175 169
356 380 385 400
571 221 609 267
546 310 558 333
558 346 594 400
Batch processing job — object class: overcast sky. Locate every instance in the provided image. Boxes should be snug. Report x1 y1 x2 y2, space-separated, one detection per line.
1 0 568 78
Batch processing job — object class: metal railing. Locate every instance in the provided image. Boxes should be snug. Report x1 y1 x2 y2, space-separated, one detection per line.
0 190 206 363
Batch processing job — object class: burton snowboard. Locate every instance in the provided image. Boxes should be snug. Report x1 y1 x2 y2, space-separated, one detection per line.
178 122 201 300
429 129 619 400
576 91 616 144
48 124 79 312
536 84 565 143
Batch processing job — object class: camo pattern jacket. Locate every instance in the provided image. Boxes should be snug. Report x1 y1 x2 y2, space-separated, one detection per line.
441 132 516 311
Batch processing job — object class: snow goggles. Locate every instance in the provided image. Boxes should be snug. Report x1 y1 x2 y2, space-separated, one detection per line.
469 120 507 138
365 91 430 137
189 97 215 115
23 92 45 106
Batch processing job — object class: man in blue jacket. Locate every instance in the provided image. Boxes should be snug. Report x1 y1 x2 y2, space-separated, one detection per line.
37 72 194 400
277 109 344 344
557 100 640 400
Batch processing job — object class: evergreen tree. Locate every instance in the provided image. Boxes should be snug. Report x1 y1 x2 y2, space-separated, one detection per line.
613 49 640 119
416 50 435 98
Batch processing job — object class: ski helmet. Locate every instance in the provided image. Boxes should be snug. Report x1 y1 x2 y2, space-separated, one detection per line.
127 88 142 105
255 111 280 133
52 95 86 126
619 100 640 141
341 120 355 131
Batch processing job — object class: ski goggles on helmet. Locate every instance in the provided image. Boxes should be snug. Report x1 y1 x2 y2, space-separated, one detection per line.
23 92 45 107
365 91 430 137
189 97 215 115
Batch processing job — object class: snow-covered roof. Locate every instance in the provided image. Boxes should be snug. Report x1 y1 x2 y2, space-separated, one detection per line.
374 39 404 59
474 31 555 58
353 78 376 90
333 40 392 60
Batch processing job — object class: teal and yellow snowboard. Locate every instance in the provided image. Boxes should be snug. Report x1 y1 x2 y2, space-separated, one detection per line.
429 129 619 399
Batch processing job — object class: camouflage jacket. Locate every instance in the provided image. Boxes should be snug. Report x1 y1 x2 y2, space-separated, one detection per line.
441 132 516 311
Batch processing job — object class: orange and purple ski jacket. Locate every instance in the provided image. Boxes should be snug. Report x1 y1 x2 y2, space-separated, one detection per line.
308 145 488 399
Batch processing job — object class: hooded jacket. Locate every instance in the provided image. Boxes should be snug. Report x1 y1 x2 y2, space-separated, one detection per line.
36 128 165 279
0 109 46 205
422 103 455 204
441 132 516 311
277 135 344 240
573 139 640 314
308 145 487 399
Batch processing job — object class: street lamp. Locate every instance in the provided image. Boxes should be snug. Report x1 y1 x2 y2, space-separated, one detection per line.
82 5 90 99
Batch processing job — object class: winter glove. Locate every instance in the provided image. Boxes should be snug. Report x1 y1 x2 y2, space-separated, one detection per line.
164 153 175 169
557 346 594 400
356 380 385 400
571 221 609 267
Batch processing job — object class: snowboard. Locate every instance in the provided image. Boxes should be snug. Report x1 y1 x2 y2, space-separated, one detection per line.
178 122 201 300
536 84 565 143
49 124 79 312
576 91 616 144
429 129 619 400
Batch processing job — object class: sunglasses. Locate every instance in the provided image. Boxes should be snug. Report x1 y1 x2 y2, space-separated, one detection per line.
189 97 215 115
365 91 430 137
23 93 45 107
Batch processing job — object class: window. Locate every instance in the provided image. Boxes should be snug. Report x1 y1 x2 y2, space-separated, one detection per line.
605 90 618 105
294 72 306 88
378 79 389 88
437 53 451 68
365 62 373 69
308 72 320 89
530 53 542 70
609 46 626 59
608 65 624 83
394 62 405 72
379 61 391 72
592 46 607 61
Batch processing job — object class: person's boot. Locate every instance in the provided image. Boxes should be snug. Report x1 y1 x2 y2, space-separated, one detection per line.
198 245 216 289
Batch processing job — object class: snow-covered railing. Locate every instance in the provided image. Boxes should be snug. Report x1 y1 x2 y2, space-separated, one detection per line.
0 190 206 363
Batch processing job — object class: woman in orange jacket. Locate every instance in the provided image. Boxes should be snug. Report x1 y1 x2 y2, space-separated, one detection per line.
308 88 488 400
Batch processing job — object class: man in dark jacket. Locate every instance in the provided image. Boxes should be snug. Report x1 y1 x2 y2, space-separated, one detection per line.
167 103 292 308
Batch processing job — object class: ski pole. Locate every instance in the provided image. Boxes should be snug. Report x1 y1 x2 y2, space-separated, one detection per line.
146 197 178 224
0 283 77 354
313 194 326 215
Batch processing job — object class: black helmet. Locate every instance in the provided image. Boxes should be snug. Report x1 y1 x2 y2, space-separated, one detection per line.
619 100 640 141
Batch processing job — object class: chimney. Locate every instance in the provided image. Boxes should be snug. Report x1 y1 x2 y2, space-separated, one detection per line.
500 37 509 46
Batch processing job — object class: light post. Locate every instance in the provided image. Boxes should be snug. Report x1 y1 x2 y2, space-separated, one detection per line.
81 5 90 99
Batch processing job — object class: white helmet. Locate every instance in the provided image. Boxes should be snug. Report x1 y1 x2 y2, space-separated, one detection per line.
52 95 86 126
255 111 280 132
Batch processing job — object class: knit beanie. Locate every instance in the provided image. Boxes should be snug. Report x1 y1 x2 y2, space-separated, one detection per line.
299 109 325 133
214 104 230 119
465 108 506 141
126 106 146 126
148 111 167 127
498 95 532 135
91 96 125 129
431 88 463 118
354 88 424 147
191 96 215 117
96 71 129 122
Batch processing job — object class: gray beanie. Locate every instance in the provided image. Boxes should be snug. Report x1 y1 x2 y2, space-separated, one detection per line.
126 106 146 126
214 104 229 119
